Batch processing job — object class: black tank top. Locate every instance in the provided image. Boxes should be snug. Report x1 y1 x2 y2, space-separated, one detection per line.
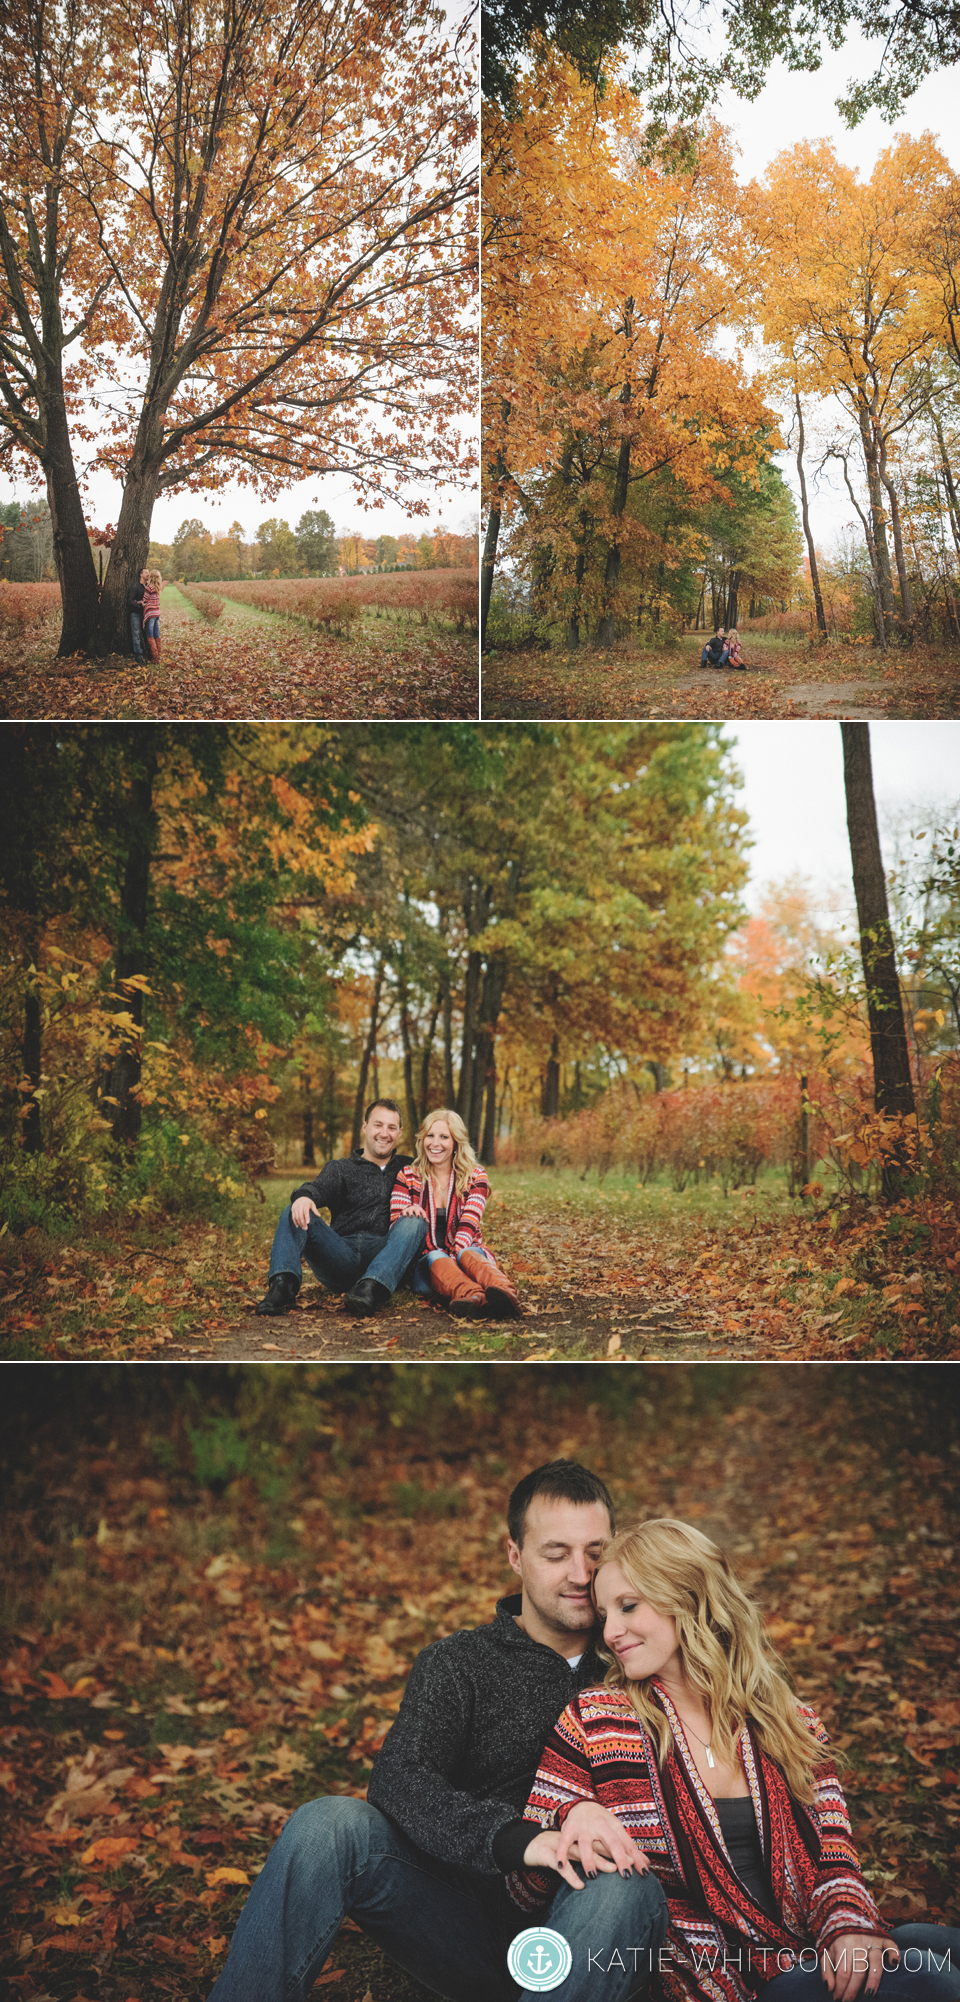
713 1796 778 1919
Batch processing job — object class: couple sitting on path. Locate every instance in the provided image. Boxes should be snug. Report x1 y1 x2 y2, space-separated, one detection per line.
700 627 745 670
208 1461 959 2002
255 1097 522 1321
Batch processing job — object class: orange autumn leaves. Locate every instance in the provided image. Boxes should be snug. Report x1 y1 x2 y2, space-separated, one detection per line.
484 54 960 633
483 50 777 626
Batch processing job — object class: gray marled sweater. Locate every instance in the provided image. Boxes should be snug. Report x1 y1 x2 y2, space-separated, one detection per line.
366 1593 604 1877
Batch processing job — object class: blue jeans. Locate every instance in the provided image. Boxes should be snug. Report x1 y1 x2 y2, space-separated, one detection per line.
701 645 729 669
206 1796 668 2002
130 613 145 659
268 1205 426 1295
144 614 159 642
762 1927 960 1999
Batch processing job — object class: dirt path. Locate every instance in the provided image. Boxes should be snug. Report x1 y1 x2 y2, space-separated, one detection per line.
148 1282 743 1362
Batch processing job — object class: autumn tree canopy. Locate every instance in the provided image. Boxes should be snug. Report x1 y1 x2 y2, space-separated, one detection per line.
0 0 477 656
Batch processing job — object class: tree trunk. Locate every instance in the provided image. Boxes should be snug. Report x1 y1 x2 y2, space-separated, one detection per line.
473 954 508 1161
352 957 386 1151
302 1105 316 1167
418 984 443 1124
95 461 162 657
856 412 897 639
21 913 42 1154
794 391 828 638
480 496 501 653
43 397 102 659
441 972 455 1105
878 453 915 635
597 301 634 646
456 946 484 1135
397 974 420 1145
541 1034 560 1118
840 724 916 1186
105 738 159 1147
596 428 631 645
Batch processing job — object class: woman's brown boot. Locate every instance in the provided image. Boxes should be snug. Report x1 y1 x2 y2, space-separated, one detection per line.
428 1255 487 1318
457 1246 523 1318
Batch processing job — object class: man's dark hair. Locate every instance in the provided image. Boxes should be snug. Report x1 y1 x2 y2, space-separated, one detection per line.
364 1098 402 1123
507 1461 615 1548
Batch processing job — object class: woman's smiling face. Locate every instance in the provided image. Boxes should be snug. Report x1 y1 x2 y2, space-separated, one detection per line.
423 1119 455 1172
594 1561 681 1682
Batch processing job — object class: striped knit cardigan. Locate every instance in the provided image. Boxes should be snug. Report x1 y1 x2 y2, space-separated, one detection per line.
509 1682 885 2002
389 1164 490 1256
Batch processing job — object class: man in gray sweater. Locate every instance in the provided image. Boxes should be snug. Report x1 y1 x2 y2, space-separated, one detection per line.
207 1462 667 2002
255 1099 427 1319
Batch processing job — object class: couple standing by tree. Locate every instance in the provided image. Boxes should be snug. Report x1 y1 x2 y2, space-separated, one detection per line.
125 568 163 664
255 1098 523 1320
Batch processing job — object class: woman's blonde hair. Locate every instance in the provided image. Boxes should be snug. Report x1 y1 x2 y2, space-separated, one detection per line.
145 568 162 591
596 1519 827 1802
414 1108 481 1198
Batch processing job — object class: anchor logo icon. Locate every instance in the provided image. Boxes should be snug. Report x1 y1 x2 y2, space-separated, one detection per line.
506 1925 573 1991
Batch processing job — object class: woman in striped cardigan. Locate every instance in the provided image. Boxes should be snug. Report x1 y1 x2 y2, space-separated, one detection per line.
389 1107 522 1318
512 1520 958 2002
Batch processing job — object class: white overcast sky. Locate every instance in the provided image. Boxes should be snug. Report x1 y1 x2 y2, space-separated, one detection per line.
726 720 960 923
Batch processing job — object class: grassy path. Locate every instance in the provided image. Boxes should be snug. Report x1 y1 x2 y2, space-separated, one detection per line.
2 586 479 719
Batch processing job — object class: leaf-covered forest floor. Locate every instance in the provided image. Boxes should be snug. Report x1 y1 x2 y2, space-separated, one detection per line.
0 590 479 721
3 1171 957 1363
1 1363 958 2001
481 635 960 720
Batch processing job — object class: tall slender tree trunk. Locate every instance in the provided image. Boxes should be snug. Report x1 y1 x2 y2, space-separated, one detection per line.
480 495 501 653
352 956 386 1150
418 984 443 1124
42 397 102 658
541 1032 560 1117
474 954 508 1161
105 737 160 1147
397 973 419 1144
840 724 916 1190
302 1105 316 1167
597 299 634 646
878 449 915 635
441 973 455 1105
856 411 897 638
456 946 484 1134
794 391 828 638
21 909 42 1155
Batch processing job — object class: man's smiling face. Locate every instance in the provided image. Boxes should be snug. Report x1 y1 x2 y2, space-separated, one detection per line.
507 1496 611 1651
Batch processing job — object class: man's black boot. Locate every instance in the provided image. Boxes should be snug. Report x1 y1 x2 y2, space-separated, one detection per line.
343 1276 391 1316
254 1272 299 1316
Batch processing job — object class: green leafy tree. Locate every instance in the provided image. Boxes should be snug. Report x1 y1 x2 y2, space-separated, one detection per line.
296 509 338 574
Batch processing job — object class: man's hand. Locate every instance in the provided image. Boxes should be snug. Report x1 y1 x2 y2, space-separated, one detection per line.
522 1828 592 1890
820 1933 899 2001
291 1196 319 1230
556 1800 650 1878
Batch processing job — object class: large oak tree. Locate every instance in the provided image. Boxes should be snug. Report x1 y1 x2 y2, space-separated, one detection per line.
0 0 477 657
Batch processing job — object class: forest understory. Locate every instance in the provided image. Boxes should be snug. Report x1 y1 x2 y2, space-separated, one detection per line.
482 637 960 721
3 1173 957 1363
